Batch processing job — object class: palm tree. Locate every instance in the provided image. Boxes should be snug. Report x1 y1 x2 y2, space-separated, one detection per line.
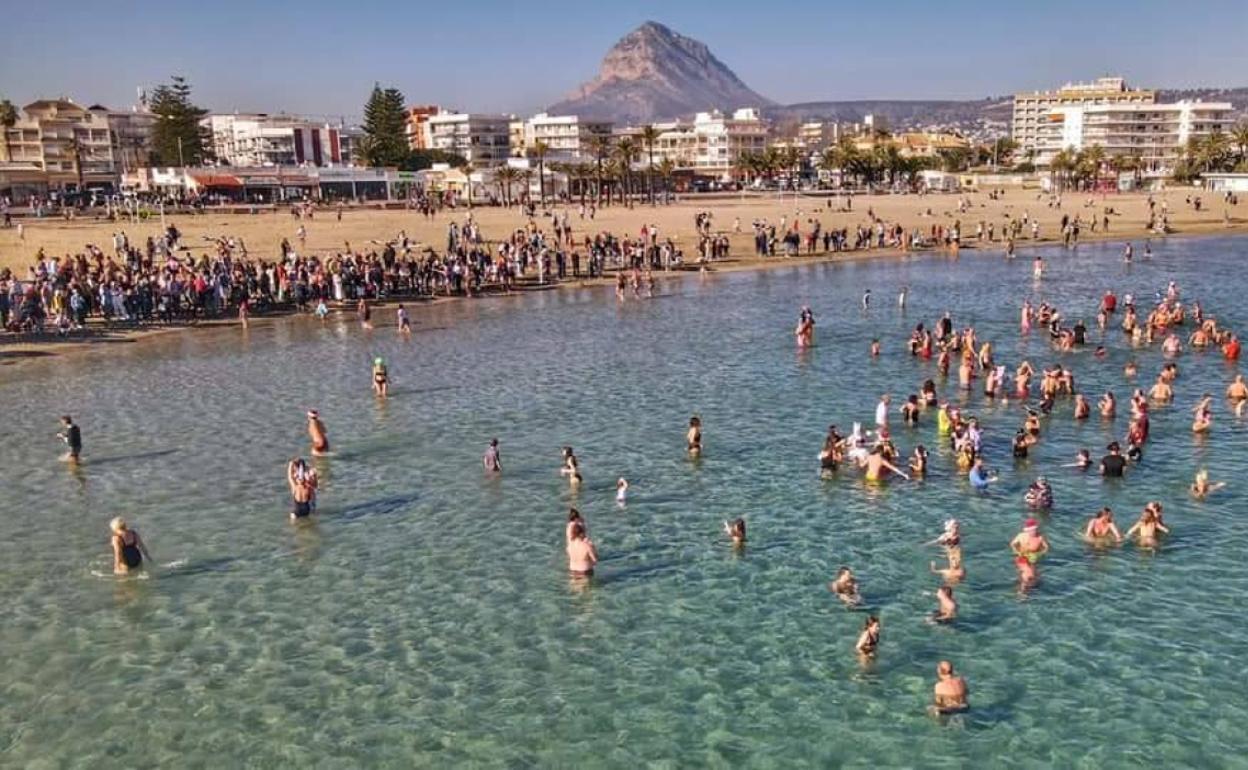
1233 122 1248 166
587 134 613 206
0 99 18 164
779 146 802 188
527 140 550 207
64 133 86 191
640 125 660 203
462 162 475 208
656 157 676 202
493 165 520 207
614 137 638 204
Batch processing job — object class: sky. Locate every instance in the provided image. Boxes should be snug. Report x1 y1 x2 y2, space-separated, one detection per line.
2 0 1246 121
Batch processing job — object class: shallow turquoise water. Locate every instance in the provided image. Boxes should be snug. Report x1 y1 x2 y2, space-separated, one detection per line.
4 236 1248 767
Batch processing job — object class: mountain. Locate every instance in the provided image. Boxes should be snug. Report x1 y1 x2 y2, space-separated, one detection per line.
548 21 775 124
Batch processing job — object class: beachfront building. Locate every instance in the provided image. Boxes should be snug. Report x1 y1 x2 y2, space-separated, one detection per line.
98 106 156 174
204 114 357 167
0 98 117 192
426 113 512 167
799 121 843 152
1034 100 1235 175
404 105 442 150
522 113 614 163
1012 77 1155 156
649 109 769 181
892 131 972 159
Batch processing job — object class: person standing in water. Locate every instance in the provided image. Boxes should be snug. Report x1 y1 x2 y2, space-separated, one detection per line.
483 438 502 472
1010 518 1050 584
855 616 881 658
795 306 815 348
931 661 970 714
862 289 872 310
307 410 330 456
372 357 389 397
396 304 412 334
687 416 703 456
1084 507 1123 544
566 520 598 577
357 298 373 330
57 415 82 463
288 459 317 520
110 517 152 575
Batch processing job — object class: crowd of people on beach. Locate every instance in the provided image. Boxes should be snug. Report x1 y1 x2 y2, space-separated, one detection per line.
7 189 1215 337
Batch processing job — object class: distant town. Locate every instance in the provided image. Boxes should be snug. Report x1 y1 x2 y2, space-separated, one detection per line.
1 74 1246 206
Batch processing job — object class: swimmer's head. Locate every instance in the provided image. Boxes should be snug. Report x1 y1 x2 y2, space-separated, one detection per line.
1023 518 1039 533
307 410 318 419
567 508 582 522
109 516 127 533
938 660 954 677
373 357 383 366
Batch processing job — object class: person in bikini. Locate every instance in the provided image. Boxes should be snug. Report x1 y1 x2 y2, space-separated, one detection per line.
372 357 389 397
1084 507 1123 545
566 520 598 577
686 416 703 457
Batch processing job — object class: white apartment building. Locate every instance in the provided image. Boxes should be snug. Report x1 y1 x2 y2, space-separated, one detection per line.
1035 100 1235 174
651 108 769 179
1013 77 1155 155
1 99 116 187
204 114 356 167
522 113 613 163
426 113 512 167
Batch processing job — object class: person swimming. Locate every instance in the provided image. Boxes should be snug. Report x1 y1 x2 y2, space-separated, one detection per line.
307 410 330 455
723 517 746 547
109 516 152 575
1065 449 1092 471
1084 507 1123 544
1191 469 1225 498
829 567 862 606
372 357 389 397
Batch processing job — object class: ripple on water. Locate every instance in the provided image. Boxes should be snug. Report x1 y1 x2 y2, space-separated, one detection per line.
3 237 1248 764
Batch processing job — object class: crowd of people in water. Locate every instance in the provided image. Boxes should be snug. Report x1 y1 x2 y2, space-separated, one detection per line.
43 214 1245 715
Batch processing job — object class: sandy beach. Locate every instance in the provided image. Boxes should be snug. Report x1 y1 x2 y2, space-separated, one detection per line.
2 186 1244 361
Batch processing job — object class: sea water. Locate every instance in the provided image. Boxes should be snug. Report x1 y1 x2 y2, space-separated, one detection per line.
2 236 1248 766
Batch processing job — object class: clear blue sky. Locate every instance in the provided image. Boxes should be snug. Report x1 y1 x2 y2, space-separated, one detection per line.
2 0 1246 120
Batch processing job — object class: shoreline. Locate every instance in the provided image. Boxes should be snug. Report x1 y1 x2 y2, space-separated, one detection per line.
4 218 1246 367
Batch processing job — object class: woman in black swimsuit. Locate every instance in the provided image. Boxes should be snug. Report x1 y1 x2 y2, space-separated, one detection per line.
110 517 152 575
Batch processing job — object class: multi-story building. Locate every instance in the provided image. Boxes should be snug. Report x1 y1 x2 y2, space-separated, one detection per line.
522 113 613 163
1 98 116 188
1012 77 1155 155
96 106 156 173
799 122 842 152
647 109 769 179
426 113 512 167
204 114 356 167
508 119 526 159
1035 100 1235 174
404 105 442 150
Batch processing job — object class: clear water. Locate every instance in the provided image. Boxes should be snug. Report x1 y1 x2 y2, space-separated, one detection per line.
4 236 1248 767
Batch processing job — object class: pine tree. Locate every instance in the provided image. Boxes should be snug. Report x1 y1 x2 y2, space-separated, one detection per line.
149 76 210 166
361 83 409 168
